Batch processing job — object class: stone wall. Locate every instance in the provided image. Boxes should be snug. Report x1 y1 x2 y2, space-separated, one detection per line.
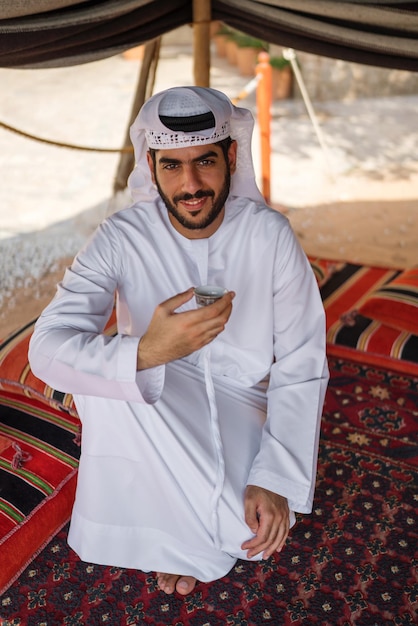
269 44 418 101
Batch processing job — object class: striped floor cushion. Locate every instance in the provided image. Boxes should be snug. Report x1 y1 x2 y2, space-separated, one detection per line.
0 320 78 416
321 263 418 375
356 267 418 334
0 391 80 594
0 311 116 595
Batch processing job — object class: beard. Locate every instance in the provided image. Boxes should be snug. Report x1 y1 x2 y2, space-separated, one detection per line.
155 168 231 231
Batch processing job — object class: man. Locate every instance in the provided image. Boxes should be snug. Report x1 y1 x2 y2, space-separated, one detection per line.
29 86 329 596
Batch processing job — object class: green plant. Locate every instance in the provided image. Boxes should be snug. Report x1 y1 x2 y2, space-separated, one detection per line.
269 55 291 70
232 31 268 50
216 23 234 36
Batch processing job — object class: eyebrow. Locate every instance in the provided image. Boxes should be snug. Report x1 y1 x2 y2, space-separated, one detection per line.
157 150 219 166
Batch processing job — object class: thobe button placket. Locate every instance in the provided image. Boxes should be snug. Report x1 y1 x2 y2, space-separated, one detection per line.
188 239 223 545
189 239 209 285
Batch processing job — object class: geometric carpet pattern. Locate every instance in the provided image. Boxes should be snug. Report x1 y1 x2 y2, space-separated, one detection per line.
1 356 417 625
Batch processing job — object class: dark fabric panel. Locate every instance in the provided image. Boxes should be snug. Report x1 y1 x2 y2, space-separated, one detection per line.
0 0 77 20
212 0 418 70
0 0 191 67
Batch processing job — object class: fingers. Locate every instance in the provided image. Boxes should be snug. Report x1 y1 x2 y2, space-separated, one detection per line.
241 486 290 559
243 493 260 536
242 515 289 559
196 296 233 329
200 291 235 325
195 291 235 315
246 522 289 559
160 289 235 315
178 291 235 340
137 289 235 369
159 287 195 314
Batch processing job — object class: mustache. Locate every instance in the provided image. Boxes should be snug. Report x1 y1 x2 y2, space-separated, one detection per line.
173 189 214 204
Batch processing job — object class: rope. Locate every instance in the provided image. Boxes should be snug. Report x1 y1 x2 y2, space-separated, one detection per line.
0 120 134 153
283 48 335 183
232 75 260 105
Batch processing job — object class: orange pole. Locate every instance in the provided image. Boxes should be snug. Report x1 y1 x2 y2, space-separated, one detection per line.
255 51 272 204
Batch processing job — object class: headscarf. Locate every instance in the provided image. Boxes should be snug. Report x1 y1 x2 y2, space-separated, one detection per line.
127 86 264 204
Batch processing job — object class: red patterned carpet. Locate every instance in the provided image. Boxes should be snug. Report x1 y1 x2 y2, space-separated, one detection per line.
1 356 417 625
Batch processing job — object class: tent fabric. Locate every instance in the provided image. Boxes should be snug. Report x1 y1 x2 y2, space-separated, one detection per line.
0 0 192 68
0 0 418 69
214 0 418 70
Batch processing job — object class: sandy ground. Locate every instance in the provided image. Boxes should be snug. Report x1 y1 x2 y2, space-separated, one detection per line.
287 199 417 268
0 31 417 339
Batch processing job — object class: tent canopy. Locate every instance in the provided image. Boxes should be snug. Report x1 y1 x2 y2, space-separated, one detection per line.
0 0 418 70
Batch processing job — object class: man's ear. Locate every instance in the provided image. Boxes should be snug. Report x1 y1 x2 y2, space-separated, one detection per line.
146 151 156 184
228 140 238 174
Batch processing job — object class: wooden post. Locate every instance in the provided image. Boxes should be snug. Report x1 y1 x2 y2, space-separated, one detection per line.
255 51 272 204
193 0 211 86
113 39 161 194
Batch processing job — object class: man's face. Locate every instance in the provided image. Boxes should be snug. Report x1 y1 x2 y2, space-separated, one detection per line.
147 141 237 239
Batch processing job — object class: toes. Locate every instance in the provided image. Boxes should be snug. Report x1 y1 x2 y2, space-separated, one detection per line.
155 573 197 595
176 576 197 595
156 573 178 594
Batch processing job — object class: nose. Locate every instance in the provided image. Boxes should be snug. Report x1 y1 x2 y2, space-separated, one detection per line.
181 164 203 195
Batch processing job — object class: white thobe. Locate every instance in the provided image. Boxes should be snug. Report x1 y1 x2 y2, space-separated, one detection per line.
29 196 329 582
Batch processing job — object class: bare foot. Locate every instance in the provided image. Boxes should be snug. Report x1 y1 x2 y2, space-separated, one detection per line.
156 572 197 595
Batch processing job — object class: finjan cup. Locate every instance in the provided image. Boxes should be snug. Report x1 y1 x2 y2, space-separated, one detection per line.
194 285 228 307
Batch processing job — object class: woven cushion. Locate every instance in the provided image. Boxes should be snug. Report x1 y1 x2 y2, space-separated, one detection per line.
0 309 114 594
308 257 344 287
357 268 418 334
0 320 77 415
0 391 81 594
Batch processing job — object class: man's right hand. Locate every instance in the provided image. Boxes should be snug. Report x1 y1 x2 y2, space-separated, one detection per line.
136 287 235 370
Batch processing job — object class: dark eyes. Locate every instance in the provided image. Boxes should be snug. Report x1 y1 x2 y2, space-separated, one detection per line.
161 159 215 171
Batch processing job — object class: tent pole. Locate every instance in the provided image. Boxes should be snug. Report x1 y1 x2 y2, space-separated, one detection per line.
113 38 161 194
193 0 211 86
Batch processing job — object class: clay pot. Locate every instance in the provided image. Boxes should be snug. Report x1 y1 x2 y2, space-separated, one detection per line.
272 66 293 99
225 39 238 65
236 47 259 77
214 34 228 58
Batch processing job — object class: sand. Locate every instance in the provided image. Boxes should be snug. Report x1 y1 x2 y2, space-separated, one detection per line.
286 199 417 269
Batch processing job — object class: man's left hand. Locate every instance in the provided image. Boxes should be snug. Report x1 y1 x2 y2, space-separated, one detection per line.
241 485 290 559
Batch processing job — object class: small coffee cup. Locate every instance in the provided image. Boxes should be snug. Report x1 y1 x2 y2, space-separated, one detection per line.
194 285 228 307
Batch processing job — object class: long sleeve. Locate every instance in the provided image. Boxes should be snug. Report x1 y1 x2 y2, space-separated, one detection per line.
246 224 329 514
29 219 165 405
